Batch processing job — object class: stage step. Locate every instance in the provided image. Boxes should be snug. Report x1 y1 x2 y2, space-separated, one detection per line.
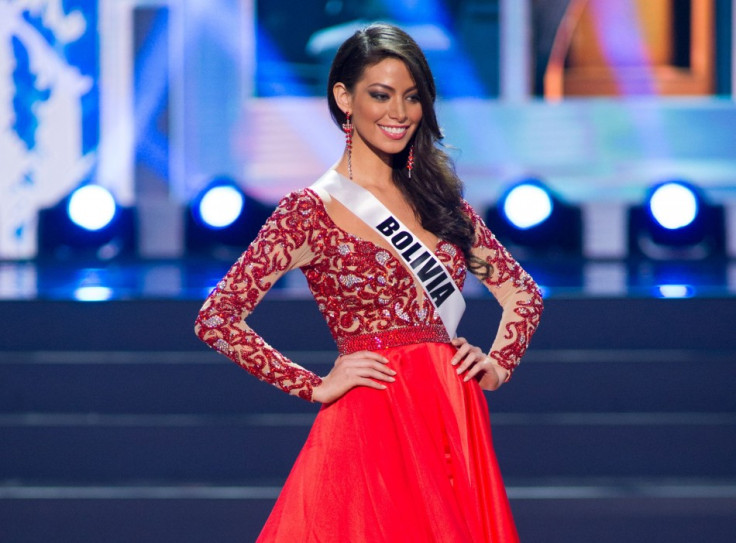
1 349 734 415
1 482 734 543
2 297 735 542
2 410 735 483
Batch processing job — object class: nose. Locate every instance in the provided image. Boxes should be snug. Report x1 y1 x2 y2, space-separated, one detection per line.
388 97 407 122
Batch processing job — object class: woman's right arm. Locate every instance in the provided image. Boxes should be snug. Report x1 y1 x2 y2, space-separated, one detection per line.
194 191 323 401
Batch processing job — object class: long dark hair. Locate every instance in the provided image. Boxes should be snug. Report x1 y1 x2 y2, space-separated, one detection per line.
327 23 486 275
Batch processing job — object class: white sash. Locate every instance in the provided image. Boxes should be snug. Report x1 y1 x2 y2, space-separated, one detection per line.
312 169 466 339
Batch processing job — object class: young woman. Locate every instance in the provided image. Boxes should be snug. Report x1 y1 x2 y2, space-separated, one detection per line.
195 23 543 543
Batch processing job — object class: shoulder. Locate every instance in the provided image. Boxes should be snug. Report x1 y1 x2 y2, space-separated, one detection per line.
275 187 322 209
459 199 484 228
266 187 332 238
269 187 328 220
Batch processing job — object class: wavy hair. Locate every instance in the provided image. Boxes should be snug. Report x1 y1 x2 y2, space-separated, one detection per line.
327 23 487 276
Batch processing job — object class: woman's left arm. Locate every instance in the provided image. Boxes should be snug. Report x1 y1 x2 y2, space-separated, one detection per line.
454 202 544 390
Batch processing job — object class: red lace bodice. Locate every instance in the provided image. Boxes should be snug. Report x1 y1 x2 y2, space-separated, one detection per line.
195 188 543 401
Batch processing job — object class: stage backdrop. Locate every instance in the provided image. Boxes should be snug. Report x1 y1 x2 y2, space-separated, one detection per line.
0 0 98 258
1 1 734 259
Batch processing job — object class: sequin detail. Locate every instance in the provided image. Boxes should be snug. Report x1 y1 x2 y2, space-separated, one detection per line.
203 315 224 328
338 325 450 355
339 274 364 288
439 241 457 257
375 251 391 265
194 189 542 402
462 200 544 376
213 339 230 354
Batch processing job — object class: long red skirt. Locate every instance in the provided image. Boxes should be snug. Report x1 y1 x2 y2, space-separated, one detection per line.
257 342 519 542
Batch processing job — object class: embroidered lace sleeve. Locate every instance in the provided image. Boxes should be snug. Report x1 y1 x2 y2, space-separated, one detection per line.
194 190 323 401
463 202 544 377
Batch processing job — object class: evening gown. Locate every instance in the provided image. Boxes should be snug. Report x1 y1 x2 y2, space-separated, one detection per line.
195 181 543 542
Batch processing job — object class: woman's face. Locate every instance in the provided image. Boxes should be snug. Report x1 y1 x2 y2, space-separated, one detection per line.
337 57 423 161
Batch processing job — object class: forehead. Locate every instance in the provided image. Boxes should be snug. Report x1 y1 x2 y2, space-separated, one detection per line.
357 57 416 88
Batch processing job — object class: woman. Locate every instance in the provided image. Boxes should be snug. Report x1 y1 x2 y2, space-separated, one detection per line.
195 23 543 543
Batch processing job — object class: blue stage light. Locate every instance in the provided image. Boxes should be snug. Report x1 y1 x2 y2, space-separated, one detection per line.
38 184 136 260
74 286 115 302
656 284 694 299
501 182 554 230
198 185 245 229
648 182 699 230
67 185 117 231
186 177 274 258
628 181 725 260
484 178 582 259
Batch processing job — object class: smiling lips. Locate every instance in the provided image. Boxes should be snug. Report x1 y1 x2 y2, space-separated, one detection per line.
379 124 409 140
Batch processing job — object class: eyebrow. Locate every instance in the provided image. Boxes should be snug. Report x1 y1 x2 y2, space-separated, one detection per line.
366 83 418 93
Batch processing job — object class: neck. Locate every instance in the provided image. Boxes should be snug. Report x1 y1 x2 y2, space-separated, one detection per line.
339 138 396 190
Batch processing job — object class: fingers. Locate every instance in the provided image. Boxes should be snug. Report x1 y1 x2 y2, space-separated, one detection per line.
449 338 472 365
336 350 389 366
334 352 396 386
451 337 468 347
462 357 490 382
336 353 395 378
454 351 483 376
356 376 391 390
314 351 397 403
451 343 484 373
451 338 494 383
355 365 396 383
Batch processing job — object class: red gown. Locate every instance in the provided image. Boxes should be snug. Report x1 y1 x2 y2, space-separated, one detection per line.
195 186 543 542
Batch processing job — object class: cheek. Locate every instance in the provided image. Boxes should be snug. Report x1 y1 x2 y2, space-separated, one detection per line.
355 102 382 121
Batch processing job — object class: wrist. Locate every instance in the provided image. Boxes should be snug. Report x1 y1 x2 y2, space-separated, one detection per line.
309 378 327 403
479 357 508 391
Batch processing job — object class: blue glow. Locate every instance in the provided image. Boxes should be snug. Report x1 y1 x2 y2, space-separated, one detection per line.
198 186 244 229
257 24 311 96
502 183 554 230
656 284 694 299
648 182 699 230
67 185 117 231
74 286 114 302
134 9 170 180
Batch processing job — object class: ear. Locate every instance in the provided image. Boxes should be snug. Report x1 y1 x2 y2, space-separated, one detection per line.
332 82 352 115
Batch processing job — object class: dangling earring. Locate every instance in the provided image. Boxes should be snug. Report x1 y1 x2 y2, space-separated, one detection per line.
406 144 415 178
342 111 353 180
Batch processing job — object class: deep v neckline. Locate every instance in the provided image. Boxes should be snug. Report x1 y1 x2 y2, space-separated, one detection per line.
305 187 458 307
319 170 441 254
305 187 445 262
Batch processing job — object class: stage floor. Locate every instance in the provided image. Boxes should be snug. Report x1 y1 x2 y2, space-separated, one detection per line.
1 257 734 301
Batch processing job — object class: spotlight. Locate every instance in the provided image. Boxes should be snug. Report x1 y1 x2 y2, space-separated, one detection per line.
185 177 274 258
38 184 136 260
485 178 582 259
628 181 725 260
196 185 245 230
502 183 553 230
648 182 698 230
68 185 118 231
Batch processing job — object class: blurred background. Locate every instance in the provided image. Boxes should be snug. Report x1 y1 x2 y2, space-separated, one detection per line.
1 0 735 541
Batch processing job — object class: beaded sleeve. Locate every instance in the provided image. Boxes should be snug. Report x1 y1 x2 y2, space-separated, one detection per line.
194 191 323 401
463 202 544 377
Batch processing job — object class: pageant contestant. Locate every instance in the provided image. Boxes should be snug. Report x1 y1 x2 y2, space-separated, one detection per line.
195 23 543 542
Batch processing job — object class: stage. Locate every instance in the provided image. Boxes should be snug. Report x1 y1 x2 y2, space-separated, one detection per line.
1 258 735 542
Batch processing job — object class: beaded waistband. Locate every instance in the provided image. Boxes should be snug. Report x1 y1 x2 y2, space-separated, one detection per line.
337 325 450 355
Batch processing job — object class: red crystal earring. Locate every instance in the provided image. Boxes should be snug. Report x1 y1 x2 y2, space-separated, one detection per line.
406 144 414 178
342 111 353 180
